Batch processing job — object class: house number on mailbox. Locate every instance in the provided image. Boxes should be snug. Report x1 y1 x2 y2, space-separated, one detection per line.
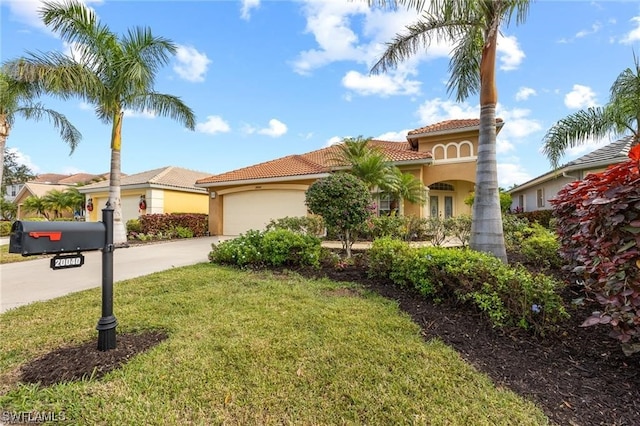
51 253 85 270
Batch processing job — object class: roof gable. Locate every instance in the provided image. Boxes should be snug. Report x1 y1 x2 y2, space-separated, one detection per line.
407 118 504 139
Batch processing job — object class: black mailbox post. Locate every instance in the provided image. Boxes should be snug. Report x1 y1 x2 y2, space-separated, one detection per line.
9 208 118 351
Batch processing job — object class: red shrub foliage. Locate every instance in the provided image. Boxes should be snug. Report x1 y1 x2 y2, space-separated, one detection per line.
551 144 640 354
140 213 208 237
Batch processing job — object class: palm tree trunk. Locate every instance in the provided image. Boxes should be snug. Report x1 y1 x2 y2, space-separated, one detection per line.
0 115 9 192
470 28 507 263
109 111 127 244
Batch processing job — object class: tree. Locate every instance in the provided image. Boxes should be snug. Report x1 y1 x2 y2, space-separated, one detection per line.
22 195 51 220
331 136 395 190
0 198 17 220
305 172 372 258
62 187 85 216
42 189 67 218
0 71 81 193
6 0 196 243
370 0 531 262
464 189 512 213
386 168 426 215
542 55 640 169
2 148 36 196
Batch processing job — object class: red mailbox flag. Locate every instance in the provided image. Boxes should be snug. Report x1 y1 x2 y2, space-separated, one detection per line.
28 232 62 241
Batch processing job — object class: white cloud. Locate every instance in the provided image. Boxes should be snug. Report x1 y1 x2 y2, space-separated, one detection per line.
564 84 597 109
341 70 421 97
79 102 92 111
240 0 260 20
174 45 211 83
6 147 40 173
3 0 103 29
123 109 156 119
497 34 525 71
565 136 611 158
575 22 602 38
515 87 536 101
376 130 409 142
621 16 640 44
258 119 288 137
497 139 515 154
416 98 479 125
325 136 343 146
196 115 231 135
495 106 543 139
498 162 533 188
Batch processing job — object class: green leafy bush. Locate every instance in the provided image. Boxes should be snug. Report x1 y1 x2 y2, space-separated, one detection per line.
127 218 142 234
173 226 194 239
515 210 554 228
0 221 12 237
265 215 325 237
261 229 321 267
520 230 561 268
444 215 472 248
372 243 568 334
367 237 411 279
209 229 321 269
502 214 531 251
424 217 449 246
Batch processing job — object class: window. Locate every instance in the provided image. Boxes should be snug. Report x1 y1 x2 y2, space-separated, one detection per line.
378 193 397 216
537 188 545 208
429 182 454 191
11 186 16 196
518 194 524 209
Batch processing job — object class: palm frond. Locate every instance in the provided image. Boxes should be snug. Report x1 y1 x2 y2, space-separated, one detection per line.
447 28 482 101
128 92 196 130
16 103 82 152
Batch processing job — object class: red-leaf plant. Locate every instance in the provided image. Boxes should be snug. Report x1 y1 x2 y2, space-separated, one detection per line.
551 145 640 355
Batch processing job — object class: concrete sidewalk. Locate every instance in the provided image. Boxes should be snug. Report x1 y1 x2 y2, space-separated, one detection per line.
0 236 218 313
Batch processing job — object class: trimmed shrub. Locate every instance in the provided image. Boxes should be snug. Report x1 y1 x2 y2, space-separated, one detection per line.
140 213 208 237
209 229 321 269
127 218 142 234
444 215 472 248
265 215 325 237
173 226 194 239
1 221 12 237
520 230 561 269
367 237 411 279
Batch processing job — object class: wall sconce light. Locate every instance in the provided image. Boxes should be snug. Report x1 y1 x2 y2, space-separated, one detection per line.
210 191 216 199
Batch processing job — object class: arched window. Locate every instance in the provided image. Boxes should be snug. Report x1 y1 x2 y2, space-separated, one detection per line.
429 182 454 191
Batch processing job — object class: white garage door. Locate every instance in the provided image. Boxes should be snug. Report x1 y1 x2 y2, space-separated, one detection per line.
223 190 308 235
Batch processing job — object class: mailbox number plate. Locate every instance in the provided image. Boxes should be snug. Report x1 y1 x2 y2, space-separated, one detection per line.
51 254 85 270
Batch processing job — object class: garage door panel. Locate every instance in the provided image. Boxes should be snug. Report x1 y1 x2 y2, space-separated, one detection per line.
223 190 307 235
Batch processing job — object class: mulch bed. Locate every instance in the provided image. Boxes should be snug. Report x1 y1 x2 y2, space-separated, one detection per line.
12 251 640 425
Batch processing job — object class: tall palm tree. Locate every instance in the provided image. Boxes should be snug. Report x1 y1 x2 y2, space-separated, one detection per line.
6 0 196 243
542 56 640 168
370 0 531 262
0 71 81 191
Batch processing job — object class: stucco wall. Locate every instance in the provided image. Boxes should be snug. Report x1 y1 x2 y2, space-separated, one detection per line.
163 189 208 214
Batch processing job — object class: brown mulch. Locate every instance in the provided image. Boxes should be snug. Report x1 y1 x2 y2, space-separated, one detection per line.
12 251 640 425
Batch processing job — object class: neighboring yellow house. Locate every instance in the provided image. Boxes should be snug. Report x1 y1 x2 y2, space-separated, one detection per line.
196 118 503 236
79 166 211 224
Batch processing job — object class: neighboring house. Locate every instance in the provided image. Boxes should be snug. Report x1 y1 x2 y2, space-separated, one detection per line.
78 166 211 224
4 172 106 203
14 182 74 219
196 118 503 236
508 136 633 212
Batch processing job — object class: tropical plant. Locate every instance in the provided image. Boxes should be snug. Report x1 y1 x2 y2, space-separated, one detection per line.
0 198 17 220
331 136 395 190
5 0 196 243
305 172 373 258
370 0 531 262
0 71 81 190
61 186 85 216
386 168 426 214
42 189 67 218
542 55 640 168
22 195 51 220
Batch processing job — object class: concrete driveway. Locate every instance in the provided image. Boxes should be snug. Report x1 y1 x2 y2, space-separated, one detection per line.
0 236 219 313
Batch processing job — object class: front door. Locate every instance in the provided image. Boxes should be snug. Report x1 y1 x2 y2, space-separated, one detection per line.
430 196 439 218
444 196 453 218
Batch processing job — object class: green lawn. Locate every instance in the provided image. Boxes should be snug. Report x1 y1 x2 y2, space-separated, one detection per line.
0 244 41 264
0 264 549 425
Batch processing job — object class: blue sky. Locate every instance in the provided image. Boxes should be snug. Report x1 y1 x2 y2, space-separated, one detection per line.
2 0 639 188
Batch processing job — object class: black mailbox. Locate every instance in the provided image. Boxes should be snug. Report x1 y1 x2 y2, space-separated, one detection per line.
9 221 106 256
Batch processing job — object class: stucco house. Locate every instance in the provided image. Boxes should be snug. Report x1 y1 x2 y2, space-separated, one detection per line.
508 136 634 212
14 183 74 219
79 166 211 224
196 118 503 236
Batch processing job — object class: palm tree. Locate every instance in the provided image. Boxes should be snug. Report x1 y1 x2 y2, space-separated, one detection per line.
6 0 196 243
331 136 396 190
386 168 426 215
42 189 67 218
542 56 640 168
370 0 530 262
62 187 85 217
0 71 81 192
22 195 51 220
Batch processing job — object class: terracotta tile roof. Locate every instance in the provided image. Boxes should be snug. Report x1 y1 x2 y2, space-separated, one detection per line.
407 118 504 137
31 173 69 184
18 183 70 198
80 166 211 192
31 172 105 185
196 140 431 185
